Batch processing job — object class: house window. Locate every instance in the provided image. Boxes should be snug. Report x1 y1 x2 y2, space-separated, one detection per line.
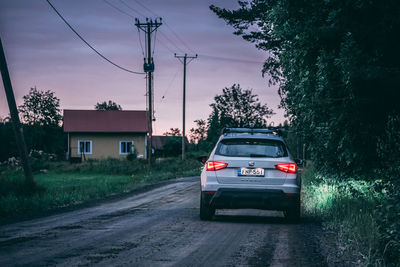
120 141 134 155
78 140 92 155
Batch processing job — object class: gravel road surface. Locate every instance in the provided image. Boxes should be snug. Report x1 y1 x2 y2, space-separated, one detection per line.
0 177 327 266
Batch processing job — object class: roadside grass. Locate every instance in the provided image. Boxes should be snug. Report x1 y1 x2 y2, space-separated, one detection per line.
302 164 393 266
0 158 201 221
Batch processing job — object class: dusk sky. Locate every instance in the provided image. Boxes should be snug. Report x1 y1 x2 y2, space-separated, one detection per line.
0 0 285 135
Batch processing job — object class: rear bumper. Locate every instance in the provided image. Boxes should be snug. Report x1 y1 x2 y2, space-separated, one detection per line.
204 188 299 211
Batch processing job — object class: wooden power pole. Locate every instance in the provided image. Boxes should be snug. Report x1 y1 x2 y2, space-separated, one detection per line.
135 18 162 166
0 37 35 187
174 53 197 160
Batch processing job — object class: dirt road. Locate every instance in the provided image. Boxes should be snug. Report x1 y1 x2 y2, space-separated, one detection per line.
0 177 327 266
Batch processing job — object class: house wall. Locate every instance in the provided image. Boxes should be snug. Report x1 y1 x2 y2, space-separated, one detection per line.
69 133 146 159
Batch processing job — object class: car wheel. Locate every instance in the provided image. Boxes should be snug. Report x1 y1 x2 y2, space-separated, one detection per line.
200 192 215 220
284 199 300 223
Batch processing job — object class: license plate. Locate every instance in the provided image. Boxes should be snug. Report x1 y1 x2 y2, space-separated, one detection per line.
238 168 265 177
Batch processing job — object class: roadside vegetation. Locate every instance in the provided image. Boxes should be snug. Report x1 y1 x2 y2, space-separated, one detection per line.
210 1 400 266
0 157 201 221
302 164 387 265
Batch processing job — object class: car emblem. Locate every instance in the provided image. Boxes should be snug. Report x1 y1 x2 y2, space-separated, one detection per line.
248 161 255 166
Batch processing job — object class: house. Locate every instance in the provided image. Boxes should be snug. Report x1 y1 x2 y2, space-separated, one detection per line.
63 110 148 160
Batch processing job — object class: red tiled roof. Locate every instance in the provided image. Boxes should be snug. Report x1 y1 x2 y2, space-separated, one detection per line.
63 110 148 133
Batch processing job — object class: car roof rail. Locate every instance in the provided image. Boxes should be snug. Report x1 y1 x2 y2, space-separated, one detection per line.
222 127 283 136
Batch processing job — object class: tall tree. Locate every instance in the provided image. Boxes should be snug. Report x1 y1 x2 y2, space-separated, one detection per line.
95 100 122 110
17 87 64 157
19 87 62 126
211 1 400 174
206 84 274 144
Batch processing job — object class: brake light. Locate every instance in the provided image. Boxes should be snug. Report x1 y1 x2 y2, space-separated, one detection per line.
206 161 228 171
275 163 297 173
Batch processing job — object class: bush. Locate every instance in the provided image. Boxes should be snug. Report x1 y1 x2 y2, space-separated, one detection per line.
126 148 138 161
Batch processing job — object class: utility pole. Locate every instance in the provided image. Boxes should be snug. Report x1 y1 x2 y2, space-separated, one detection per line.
0 37 35 187
174 53 197 160
135 18 162 167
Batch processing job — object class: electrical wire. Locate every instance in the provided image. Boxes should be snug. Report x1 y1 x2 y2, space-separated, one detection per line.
137 28 145 57
158 30 185 54
100 1 265 66
158 38 175 54
103 0 189 55
152 28 157 57
132 0 195 54
103 0 135 19
159 69 179 103
119 0 145 19
199 54 264 64
46 0 144 75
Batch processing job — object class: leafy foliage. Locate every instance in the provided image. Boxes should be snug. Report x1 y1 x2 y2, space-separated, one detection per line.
377 114 400 182
18 87 62 126
189 119 207 144
163 128 181 136
205 84 274 144
94 100 122 110
210 1 400 175
1 88 65 162
211 3 400 263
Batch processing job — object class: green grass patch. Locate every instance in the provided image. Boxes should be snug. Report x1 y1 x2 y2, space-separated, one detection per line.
0 158 201 220
301 164 396 266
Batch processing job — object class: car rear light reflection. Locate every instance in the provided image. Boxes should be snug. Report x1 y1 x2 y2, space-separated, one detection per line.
275 163 297 174
206 161 228 171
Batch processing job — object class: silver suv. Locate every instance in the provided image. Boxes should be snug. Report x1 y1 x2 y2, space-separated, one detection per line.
200 128 301 222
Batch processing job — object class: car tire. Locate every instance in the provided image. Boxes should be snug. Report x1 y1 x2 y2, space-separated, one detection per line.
200 192 215 221
284 198 301 223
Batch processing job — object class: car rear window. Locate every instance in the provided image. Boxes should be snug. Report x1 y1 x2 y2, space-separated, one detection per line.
215 138 288 158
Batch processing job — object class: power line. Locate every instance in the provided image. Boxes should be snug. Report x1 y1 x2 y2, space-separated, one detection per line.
46 0 144 75
152 28 158 57
158 38 176 54
199 54 265 64
119 0 145 18
137 28 145 57
132 0 195 54
158 30 185 54
103 0 194 56
98 1 265 67
159 68 180 103
117 0 186 53
103 0 134 19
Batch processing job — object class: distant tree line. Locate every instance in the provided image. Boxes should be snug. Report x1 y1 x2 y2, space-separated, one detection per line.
0 87 125 162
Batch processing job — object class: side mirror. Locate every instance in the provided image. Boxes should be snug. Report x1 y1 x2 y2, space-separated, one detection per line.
197 156 208 164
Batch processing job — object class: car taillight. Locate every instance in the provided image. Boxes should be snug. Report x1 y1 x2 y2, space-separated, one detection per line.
206 161 228 171
275 163 297 174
